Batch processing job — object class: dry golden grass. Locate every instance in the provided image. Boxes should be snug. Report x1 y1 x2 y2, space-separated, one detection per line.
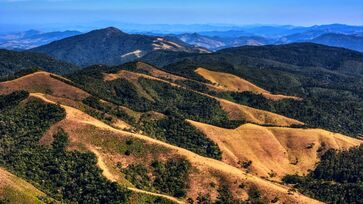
135 62 187 81
0 168 48 204
189 120 363 180
218 98 303 126
0 71 89 100
195 67 300 100
33 93 320 204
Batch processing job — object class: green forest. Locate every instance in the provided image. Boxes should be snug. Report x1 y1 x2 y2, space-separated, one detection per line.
283 145 363 203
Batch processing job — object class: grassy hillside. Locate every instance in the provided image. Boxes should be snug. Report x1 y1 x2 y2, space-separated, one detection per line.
0 71 320 203
33 92 320 204
0 168 50 204
141 43 363 136
189 120 362 179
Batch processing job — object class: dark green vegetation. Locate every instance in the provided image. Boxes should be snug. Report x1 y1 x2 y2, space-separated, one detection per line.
0 68 42 82
0 49 79 78
123 158 191 198
140 115 222 160
195 184 267 204
283 145 363 204
0 91 131 203
215 91 362 134
142 43 363 136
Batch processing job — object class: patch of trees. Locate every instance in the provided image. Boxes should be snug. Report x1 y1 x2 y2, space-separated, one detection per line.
140 115 222 160
195 184 266 204
123 157 191 198
283 145 363 203
0 92 130 203
0 90 29 110
0 68 42 82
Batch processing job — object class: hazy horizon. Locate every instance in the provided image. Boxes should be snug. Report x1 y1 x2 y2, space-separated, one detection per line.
1 0 362 33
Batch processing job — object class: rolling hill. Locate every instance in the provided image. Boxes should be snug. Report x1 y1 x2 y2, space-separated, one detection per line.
141 43 363 136
0 70 326 203
0 42 363 203
0 49 79 78
29 27 208 67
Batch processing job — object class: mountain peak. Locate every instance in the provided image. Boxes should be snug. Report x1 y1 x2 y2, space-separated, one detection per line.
91 27 126 36
103 26 121 32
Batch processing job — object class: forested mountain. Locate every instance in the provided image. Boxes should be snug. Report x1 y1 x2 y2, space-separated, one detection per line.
309 33 363 52
30 27 208 67
0 49 79 77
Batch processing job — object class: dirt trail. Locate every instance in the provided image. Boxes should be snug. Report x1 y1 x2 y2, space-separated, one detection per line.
31 93 321 204
88 146 185 204
88 146 119 182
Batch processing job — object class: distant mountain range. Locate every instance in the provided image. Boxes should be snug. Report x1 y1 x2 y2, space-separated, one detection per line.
309 33 363 52
172 24 363 51
175 32 363 52
29 27 208 66
1 37 363 204
0 30 82 50
173 33 272 51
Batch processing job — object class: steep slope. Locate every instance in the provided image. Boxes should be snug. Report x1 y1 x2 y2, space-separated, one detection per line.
189 120 362 180
0 49 79 77
195 67 299 100
33 93 321 204
0 168 51 204
30 27 208 66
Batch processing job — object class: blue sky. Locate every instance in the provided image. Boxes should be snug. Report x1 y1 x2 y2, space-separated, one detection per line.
0 0 362 31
